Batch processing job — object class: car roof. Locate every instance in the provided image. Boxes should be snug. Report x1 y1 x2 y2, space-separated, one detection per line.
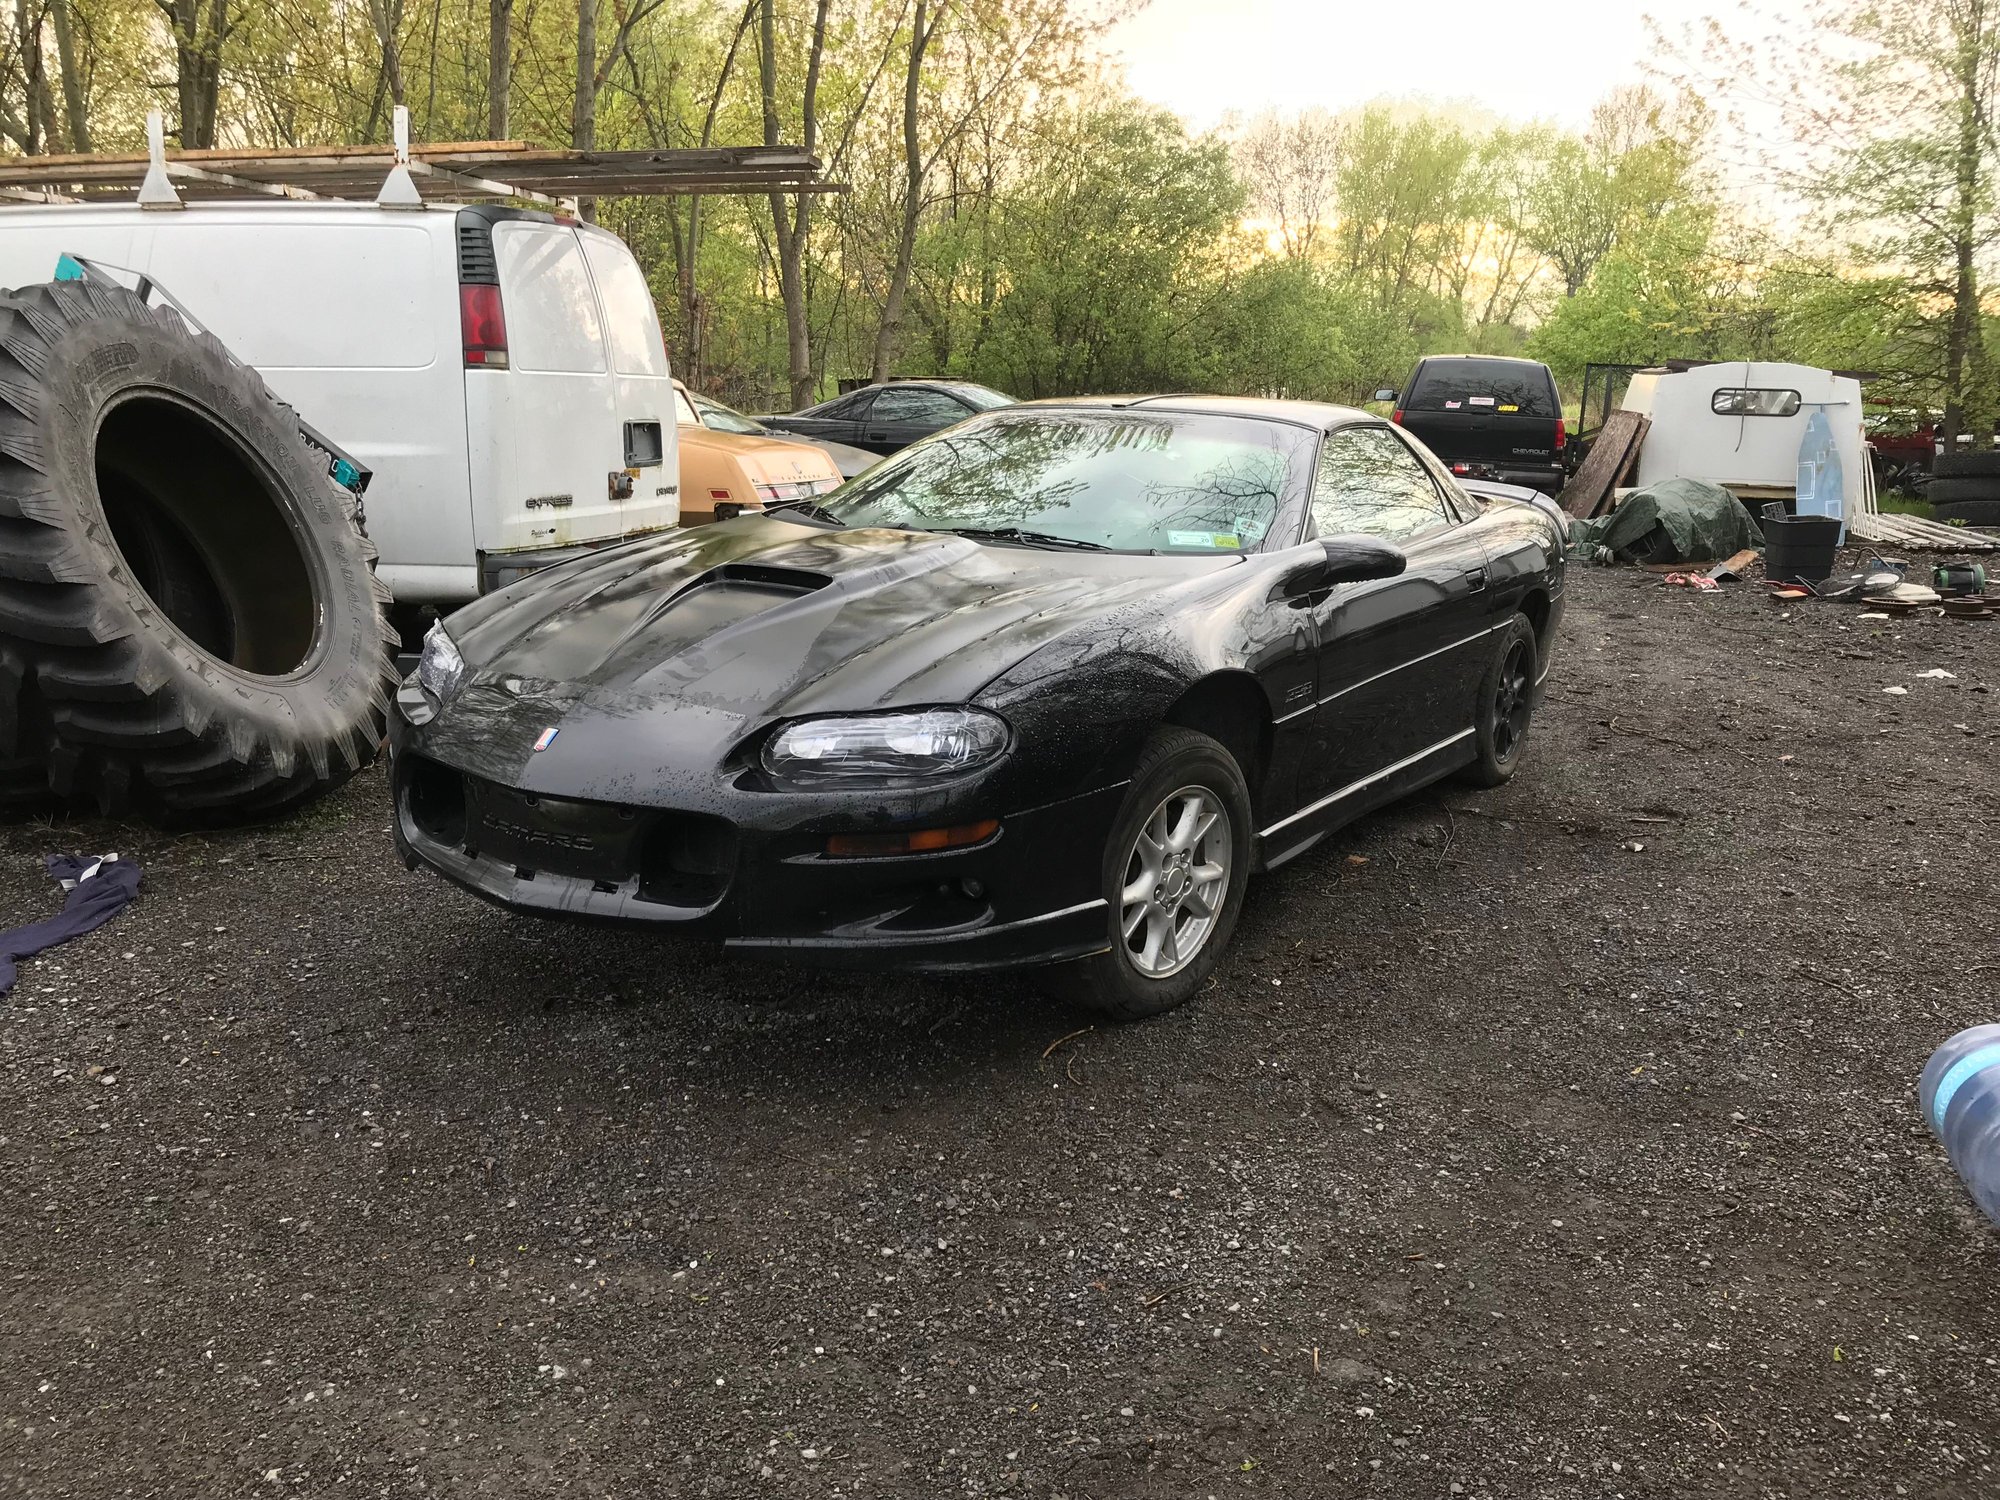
1016 393 1376 431
1416 354 1551 370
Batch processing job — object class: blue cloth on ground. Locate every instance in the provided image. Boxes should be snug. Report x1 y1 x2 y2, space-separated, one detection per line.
0 854 143 994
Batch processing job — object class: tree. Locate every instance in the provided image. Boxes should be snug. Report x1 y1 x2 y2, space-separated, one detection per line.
1233 108 1342 261
1525 86 1705 298
1795 0 1999 443
488 0 511 136
155 0 236 148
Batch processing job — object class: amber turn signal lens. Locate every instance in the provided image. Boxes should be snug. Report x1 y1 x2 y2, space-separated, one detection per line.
824 819 999 858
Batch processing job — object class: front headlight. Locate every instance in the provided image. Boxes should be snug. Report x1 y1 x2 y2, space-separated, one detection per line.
762 708 1009 785
416 622 467 704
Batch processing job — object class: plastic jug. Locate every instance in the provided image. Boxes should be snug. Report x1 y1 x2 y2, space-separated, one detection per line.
1918 1024 2000 1227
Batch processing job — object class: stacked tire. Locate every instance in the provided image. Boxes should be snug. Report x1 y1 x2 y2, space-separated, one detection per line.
0 278 399 823
1929 452 2000 531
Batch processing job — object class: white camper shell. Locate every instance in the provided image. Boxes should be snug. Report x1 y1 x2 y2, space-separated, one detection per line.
1621 361 1872 517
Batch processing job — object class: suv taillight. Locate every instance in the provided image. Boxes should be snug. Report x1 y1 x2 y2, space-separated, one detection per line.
1555 414 1567 450
1391 409 1404 425
460 284 509 369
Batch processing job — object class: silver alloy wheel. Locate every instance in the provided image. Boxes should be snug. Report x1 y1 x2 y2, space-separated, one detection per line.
1118 783 1232 979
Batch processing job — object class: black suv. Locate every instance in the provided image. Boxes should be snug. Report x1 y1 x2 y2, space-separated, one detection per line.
1376 356 1567 494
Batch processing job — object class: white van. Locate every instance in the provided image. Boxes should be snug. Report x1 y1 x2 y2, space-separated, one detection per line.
0 200 680 610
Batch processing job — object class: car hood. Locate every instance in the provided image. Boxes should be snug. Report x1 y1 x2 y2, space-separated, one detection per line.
436 518 1235 783
678 426 841 484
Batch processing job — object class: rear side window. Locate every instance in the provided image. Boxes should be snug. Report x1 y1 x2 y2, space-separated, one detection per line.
1408 361 1556 418
872 387 969 424
581 235 668 378
493 224 605 374
1313 425 1453 543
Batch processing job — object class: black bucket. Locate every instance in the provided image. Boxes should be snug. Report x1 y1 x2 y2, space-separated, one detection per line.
1764 514 1841 585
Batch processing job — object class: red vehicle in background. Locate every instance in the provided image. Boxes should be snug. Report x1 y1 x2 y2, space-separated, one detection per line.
1864 410 1937 490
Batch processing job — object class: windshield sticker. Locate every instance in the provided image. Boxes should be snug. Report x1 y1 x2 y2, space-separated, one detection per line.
1443 400 1462 409
1468 396 1497 406
1169 530 1239 549
1234 514 1270 542
1498 403 1520 412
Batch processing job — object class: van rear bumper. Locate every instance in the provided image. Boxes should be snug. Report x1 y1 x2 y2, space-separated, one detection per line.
478 532 673 594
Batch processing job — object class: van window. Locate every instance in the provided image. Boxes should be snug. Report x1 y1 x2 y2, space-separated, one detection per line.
494 224 606 375
1407 360 1555 417
142 224 434 369
582 235 668 378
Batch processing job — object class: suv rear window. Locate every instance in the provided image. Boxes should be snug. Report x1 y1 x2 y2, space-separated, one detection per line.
1408 361 1555 418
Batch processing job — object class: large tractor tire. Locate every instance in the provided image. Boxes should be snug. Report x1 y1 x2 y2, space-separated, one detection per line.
0 279 398 822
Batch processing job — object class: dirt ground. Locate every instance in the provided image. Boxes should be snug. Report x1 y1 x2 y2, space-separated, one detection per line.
3 560 1999 1499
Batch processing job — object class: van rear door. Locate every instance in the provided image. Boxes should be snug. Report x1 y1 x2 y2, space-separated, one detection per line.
465 216 677 560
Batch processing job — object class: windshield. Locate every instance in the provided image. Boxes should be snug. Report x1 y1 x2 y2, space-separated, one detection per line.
948 383 1017 411
821 408 1312 553
693 396 767 435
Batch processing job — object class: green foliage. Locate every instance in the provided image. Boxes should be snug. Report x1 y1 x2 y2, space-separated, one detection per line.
8 0 1984 427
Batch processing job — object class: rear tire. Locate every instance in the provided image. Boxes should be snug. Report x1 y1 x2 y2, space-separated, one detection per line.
1059 727 1252 1022
1461 615 1539 788
0 279 398 822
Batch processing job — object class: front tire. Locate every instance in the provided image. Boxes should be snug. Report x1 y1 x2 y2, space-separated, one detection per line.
1462 615 1539 788
1062 727 1252 1022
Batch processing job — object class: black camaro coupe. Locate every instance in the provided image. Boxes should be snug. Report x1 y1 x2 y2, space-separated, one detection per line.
392 397 1565 1019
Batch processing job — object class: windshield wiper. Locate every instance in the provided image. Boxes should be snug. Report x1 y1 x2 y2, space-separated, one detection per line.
761 497 846 526
932 525 1111 551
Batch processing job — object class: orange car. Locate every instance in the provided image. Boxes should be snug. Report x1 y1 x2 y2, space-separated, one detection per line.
674 381 842 524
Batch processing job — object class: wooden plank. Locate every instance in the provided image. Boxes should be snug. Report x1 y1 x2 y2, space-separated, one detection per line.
0 142 827 203
1557 409 1649 519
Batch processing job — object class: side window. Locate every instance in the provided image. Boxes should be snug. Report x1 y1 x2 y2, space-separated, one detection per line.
1312 426 1453 543
580 235 668 377
814 391 871 420
493 225 606 374
871 387 970 425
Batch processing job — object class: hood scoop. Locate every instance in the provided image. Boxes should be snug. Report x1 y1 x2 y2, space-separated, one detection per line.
670 562 833 601
633 562 833 642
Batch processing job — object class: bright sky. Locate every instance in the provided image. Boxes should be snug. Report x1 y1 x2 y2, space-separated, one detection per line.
1107 0 1738 131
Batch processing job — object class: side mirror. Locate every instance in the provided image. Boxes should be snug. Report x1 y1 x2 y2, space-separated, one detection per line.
1280 535 1406 599
1319 535 1407 583
1373 388 1398 404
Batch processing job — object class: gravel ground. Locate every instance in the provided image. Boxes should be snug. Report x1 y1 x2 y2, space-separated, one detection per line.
4 561 1999 1499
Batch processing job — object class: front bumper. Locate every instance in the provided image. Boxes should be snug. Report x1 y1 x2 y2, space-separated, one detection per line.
1449 461 1566 494
388 740 1124 973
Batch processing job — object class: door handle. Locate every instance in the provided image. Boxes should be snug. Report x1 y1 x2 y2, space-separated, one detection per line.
1463 566 1489 592
865 430 888 442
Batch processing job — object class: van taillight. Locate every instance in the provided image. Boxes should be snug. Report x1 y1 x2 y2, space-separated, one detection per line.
1555 415 1567 450
460 284 509 369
